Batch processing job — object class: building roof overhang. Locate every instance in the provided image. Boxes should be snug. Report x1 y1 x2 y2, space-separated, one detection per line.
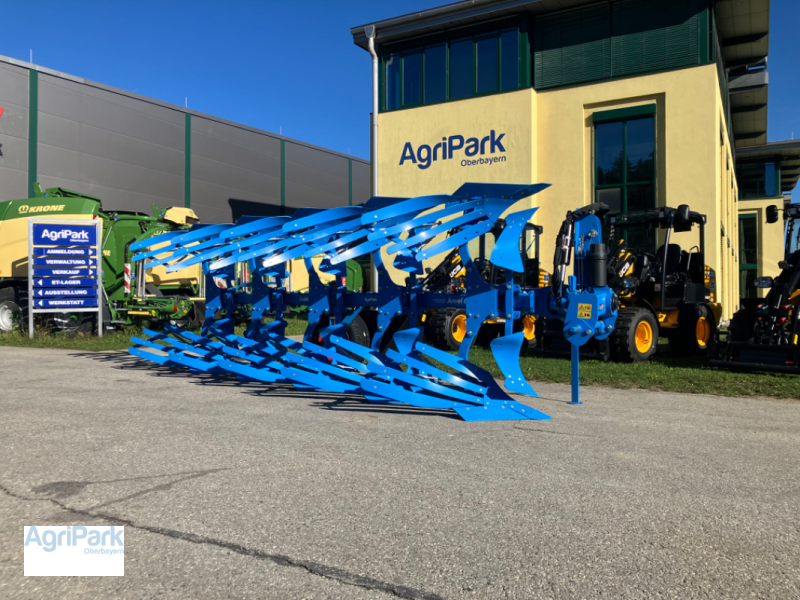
351 0 596 50
736 140 800 193
714 0 771 148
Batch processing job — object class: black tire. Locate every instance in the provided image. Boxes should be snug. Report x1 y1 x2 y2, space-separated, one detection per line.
145 283 163 297
444 309 467 351
476 322 503 346
728 308 757 343
0 286 28 333
47 313 95 337
0 286 15 304
668 304 717 355
0 300 23 333
346 314 370 348
609 307 659 363
424 309 450 350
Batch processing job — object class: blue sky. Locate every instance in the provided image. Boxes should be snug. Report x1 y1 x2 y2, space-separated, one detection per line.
1 0 798 191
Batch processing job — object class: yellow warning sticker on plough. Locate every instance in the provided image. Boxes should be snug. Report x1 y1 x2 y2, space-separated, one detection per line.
577 303 592 319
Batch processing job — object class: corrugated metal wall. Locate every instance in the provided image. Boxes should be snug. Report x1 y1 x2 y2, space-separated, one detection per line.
0 57 370 223
37 73 186 214
0 62 30 200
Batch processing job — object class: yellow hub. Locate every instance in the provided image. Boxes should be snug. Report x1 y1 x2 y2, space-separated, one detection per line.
522 314 536 340
451 313 467 343
635 320 653 354
696 316 711 348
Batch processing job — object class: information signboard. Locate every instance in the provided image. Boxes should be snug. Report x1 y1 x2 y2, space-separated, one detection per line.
28 220 103 338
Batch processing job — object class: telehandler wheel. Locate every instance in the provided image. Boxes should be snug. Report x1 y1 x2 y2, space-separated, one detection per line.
444 309 468 351
609 307 658 362
514 314 538 348
669 304 717 355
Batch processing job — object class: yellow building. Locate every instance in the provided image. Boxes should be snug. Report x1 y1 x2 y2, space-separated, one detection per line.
351 0 793 321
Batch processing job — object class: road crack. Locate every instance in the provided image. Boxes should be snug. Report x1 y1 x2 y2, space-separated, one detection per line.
0 482 444 600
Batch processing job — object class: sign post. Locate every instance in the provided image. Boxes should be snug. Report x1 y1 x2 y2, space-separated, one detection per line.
28 219 103 338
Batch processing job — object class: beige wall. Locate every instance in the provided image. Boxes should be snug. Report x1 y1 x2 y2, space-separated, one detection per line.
377 64 740 317
738 198 786 299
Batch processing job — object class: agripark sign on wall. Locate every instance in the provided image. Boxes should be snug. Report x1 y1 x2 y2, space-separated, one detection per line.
398 130 508 170
377 89 534 199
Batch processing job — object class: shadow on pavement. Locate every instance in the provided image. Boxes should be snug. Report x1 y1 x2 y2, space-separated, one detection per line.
69 351 463 420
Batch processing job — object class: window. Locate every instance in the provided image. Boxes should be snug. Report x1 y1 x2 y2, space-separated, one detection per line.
424 45 446 104
594 110 655 213
595 106 656 252
449 38 473 100
386 54 400 111
403 50 422 106
738 214 758 299
476 34 499 94
381 25 524 111
737 159 781 199
500 30 519 91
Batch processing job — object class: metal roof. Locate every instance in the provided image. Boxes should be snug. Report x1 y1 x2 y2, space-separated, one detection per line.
736 139 800 193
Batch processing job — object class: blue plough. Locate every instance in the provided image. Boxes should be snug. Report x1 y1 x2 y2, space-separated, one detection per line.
128 183 617 421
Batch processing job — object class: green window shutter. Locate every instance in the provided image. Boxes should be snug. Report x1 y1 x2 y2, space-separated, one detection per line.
611 0 699 79
580 6 612 83
534 5 610 90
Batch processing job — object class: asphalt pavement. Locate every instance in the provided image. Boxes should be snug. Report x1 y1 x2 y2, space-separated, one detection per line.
1 346 798 599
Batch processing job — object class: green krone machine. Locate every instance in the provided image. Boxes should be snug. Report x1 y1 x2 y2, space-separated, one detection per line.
0 184 203 334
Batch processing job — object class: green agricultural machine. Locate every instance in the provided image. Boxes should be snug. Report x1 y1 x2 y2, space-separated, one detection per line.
0 184 203 334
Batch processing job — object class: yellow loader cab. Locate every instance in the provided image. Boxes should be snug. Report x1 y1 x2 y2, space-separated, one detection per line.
605 205 721 362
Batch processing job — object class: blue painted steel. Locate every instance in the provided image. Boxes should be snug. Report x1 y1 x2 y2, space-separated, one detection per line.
128 183 617 422
570 343 582 405
490 208 537 272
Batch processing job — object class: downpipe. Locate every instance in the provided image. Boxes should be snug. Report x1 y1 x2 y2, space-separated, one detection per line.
366 25 380 293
